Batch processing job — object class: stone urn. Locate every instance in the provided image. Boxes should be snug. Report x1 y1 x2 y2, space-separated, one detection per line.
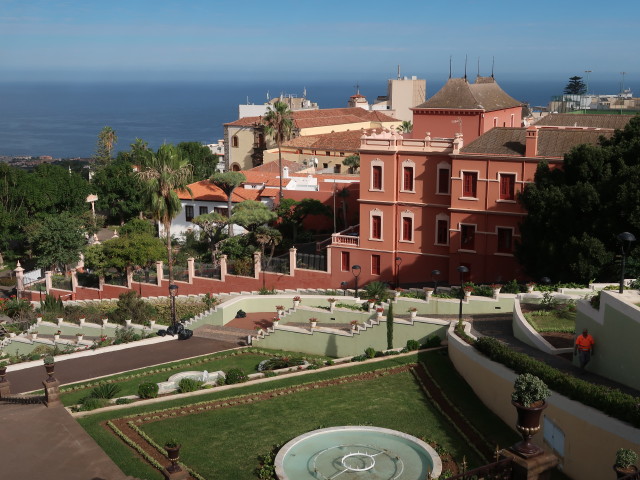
614 465 638 479
125 319 132 327
76 333 84 343
409 309 417 319
102 318 109 326
31 332 38 340
0 365 7 383
36 317 43 324
43 358 56 382
293 300 300 308
272 320 279 328
53 334 60 342
511 400 547 458
78 318 85 326
57 318 64 326
164 443 182 474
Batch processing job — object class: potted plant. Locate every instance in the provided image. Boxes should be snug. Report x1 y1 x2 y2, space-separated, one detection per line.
376 306 384 318
31 330 38 340
254 325 264 336
293 296 301 307
164 439 182 473
57 317 64 325
76 332 84 342
78 317 86 326
102 318 109 326
350 320 359 332
0 360 8 382
43 355 55 381
272 316 280 327
463 285 474 298
491 284 502 298
510 373 551 458
36 316 43 324
614 448 638 478
309 318 318 328
275 305 285 315
53 330 61 341
408 307 417 319
526 282 536 293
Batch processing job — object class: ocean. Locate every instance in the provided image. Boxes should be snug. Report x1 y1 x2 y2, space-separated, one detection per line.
0 78 631 159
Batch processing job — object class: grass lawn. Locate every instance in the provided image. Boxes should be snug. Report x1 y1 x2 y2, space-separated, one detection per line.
78 352 527 480
524 311 575 333
59 348 329 407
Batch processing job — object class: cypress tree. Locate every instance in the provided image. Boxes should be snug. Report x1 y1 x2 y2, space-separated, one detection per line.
386 300 394 349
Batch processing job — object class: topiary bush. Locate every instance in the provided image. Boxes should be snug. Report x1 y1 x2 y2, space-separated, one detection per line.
138 382 159 399
364 347 376 359
223 368 247 385
115 397 132 405
178 377 203 393
511 373 551 407
406 339 420 351
615 448 638 469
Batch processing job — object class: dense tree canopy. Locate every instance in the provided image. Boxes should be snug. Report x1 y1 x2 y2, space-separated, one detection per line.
93 155 145 224
177 142 219 181
564 76 587 95
517 116 640 282
25 212 86 272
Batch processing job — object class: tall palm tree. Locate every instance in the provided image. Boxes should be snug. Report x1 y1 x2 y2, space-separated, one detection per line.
397 121 413 134
137 144 193 283
263 101 294 199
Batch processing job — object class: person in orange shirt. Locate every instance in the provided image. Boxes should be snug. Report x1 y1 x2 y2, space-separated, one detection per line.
574 328 595 370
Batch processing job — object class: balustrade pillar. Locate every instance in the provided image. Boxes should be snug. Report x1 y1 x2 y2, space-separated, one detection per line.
289 248 297 276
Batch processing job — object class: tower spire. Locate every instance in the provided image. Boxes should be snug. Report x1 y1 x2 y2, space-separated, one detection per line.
449 55 452 79
464 54 468 80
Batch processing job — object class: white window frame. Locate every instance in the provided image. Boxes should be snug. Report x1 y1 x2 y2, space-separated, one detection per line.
399 210 415 243
369 208 383 241
436 162 451 195
434 213 449 246
400 159 416 193
370 159 384 192
497 172 517 203
459 222 477 252
460 170 480 200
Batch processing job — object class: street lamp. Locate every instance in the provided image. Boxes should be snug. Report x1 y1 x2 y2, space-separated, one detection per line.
457 265 469 327
169 283 179 330
617 232 636 294
352 265 361 298
340 281 348 296
431 269 441 294
395 256 402 288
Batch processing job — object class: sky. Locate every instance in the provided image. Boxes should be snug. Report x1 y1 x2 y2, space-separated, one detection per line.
1 0 638 85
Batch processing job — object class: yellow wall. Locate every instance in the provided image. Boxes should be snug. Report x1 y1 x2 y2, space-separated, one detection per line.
447 325 640 480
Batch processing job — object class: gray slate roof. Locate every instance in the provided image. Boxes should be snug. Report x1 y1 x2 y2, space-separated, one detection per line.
534 113 633 130
415 77 522 112
460 127 613 158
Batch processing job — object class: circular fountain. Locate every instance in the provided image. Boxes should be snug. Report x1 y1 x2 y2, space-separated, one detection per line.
274 426 442 480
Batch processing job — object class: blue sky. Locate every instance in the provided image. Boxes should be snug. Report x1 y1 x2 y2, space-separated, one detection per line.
1 0 638 85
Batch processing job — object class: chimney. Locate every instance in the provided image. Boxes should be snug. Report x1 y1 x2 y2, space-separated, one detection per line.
525 126 539 157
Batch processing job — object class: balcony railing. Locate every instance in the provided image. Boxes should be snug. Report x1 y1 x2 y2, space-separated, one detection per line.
332 234 360 246
317 225 360 251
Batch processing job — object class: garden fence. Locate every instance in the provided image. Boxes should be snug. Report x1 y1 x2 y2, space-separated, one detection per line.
193 262 221 280
296 252 327 272
262 255 290 274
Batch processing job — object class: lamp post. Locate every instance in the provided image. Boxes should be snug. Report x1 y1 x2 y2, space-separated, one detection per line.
395 256 402 288
617 232 636 294
431 269 441 294
352 265 361 298
340 281 348 296
457 265 469 327
169 283 178 331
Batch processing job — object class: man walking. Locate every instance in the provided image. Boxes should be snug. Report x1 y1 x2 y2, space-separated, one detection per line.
574 328 595 370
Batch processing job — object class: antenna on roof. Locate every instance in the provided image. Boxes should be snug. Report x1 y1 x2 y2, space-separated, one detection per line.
477 57 480 77
464 55 468 80
397 64 401 80
491 57 495 78
354 82 360 95
449 55 452 79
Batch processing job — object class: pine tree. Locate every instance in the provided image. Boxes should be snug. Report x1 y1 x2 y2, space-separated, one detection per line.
564 76 587 95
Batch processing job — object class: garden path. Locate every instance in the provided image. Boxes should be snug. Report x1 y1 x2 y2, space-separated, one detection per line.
469 314 640 397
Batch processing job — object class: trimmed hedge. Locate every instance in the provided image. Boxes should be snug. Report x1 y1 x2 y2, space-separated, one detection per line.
474 337 640 428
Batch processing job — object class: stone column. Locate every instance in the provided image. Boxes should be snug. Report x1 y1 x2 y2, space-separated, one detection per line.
289 248 297 276
325 247 332 274
15 262 25 298
253 252 261 279
500 449 559 480
219 255 227 281
45 271 53 293
156 261 163 286
126 266 133 289
187 257 195 284
71 269 79 292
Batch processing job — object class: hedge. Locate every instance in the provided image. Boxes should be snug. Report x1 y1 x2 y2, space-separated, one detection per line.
474 337 640 428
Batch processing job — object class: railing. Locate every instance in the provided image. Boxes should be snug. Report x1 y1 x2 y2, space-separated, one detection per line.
227 258 254 277
332 234 360 246
132 268 158 285
193 262 221 280
446 457 513 480
262 256 290 274
25 281 46 292
317 225 359 251
51 275 72 291
23 268 43 286
296 252 327 272
173 265 189 282
1 394 44 405
104 272 127 287
77 272 99 289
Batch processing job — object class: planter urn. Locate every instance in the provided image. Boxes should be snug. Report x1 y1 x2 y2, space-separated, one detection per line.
149 320 155 328
409 311 417 319
310 321 317 329
165 445 182 474
614 465 638 479
511 400 547 458
0 366 7 383
293 300 300 308
527 284 535 293
272 320 279 327
31 333 38 340
277 309 285 316
76 334 84 343
329 302 336 311
492 288 501 298
78 318 85 325
36 317 42 324
53 334 60 342
57 318 64 326
125 319 132 327
44 363 55 382
102 318 109 326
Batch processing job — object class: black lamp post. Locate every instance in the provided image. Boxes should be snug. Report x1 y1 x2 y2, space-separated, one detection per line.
395 256 402 288
169 284 178 330
431 269 441 294
352 265 361 298
457 265 469 327
340 281 348 296
617 232 636 294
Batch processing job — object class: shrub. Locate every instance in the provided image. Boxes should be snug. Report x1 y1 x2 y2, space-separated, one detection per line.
115 397 132 405
79 397 110 411
362 281 391 302
469 284 493 298
90 382 121 399
422 335 442 349
178 377 203 393
224 368 247 385
406 339 420 351
511 373 551 407
589 291 601 309
615 448 638 469
138 382 159 399
364 347 376 359
258 357 305 371
474 336 640 427
110 291 156 325
501 279 522 294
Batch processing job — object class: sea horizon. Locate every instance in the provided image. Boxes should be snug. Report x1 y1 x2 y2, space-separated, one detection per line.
0 77 636 159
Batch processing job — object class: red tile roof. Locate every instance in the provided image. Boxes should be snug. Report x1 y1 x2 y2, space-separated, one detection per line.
225 107 398 128
282 129 374 151
178 180 261 203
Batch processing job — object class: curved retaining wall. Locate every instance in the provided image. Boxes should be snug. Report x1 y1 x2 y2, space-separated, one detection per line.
447 324 640 480
512 299 572 355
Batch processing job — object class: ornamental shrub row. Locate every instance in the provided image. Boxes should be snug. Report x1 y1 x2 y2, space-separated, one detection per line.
474 337 640 428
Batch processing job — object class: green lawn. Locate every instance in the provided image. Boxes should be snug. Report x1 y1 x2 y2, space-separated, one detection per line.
524 311 575 333
77 352 528 480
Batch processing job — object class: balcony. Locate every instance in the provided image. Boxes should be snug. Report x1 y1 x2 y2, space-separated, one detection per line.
317 225 360 250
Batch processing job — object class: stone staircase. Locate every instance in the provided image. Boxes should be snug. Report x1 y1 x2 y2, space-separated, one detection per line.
193 325 253 346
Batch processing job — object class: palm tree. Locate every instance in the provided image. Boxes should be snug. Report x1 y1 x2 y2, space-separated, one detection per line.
95 126 118 163
263 101 294 199
397 121 413 134
210 171 246 236
137 144 193 283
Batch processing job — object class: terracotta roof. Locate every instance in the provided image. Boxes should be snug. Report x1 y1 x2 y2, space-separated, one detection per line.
282 129 374 151
460 127 613 157
246 159 306 175
533 113 633 130
225 107 398 128
415 77 521 111
177 180 261 203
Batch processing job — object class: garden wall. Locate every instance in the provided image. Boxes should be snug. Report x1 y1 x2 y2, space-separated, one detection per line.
447 324 640 480
256 318 448 357
512 299 572 355
575 290 640 391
